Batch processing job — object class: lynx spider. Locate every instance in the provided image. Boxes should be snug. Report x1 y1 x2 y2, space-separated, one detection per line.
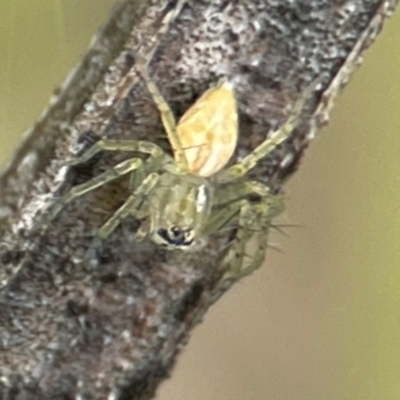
49 62 318 279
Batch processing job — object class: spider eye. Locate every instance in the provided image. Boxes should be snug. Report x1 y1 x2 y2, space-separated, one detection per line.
157 226 195 247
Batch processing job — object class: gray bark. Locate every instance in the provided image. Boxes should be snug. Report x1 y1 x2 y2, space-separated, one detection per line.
0 0 397 399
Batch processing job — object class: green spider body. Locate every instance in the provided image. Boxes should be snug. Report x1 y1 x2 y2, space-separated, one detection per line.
148 172 212 249
49 63 319 279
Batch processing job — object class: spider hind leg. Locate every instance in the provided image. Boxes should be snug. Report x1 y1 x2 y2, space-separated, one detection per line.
135 61 188 171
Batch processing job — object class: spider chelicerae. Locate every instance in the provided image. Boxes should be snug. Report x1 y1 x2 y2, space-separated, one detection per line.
49 62 319 279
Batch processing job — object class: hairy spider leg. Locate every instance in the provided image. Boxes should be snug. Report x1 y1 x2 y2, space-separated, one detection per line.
49 158 142 219
49 140 166 220
98 172 160 239
220 199 256 282
204 181 282 235
135 62 189 172
202 180 285 281
220 197 282 283
229 184 284 280
238 202 281 277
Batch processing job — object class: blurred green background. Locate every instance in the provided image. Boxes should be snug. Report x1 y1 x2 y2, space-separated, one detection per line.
1 2 400 399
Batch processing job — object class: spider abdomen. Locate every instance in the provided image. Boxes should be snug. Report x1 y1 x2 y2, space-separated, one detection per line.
176 80 238 177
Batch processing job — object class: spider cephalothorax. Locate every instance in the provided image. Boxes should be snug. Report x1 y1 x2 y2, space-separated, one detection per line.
147 173 212 249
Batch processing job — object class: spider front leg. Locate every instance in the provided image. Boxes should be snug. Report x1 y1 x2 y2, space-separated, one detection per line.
221 198 283 284
49 140 165 220
211 181 285 284
203 180 280 236
98 172 160 239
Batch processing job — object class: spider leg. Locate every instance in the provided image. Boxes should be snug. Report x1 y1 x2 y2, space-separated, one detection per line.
98 172 160 239
135 61 188 171
212 181 274 205
204 180 283 236
218 199 259 283
246 204 279 272
131 218 151 243
49 157 144 220
216 116 300 183
202 202 240 238
220 201 276 283
127 146 163 191
216 78 321 184
210 181 285 284
68 139 164 166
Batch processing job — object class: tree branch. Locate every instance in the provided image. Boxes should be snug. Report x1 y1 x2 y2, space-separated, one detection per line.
0 0 397 399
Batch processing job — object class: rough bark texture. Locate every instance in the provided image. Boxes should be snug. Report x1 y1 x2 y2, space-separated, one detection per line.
0 0 397 399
